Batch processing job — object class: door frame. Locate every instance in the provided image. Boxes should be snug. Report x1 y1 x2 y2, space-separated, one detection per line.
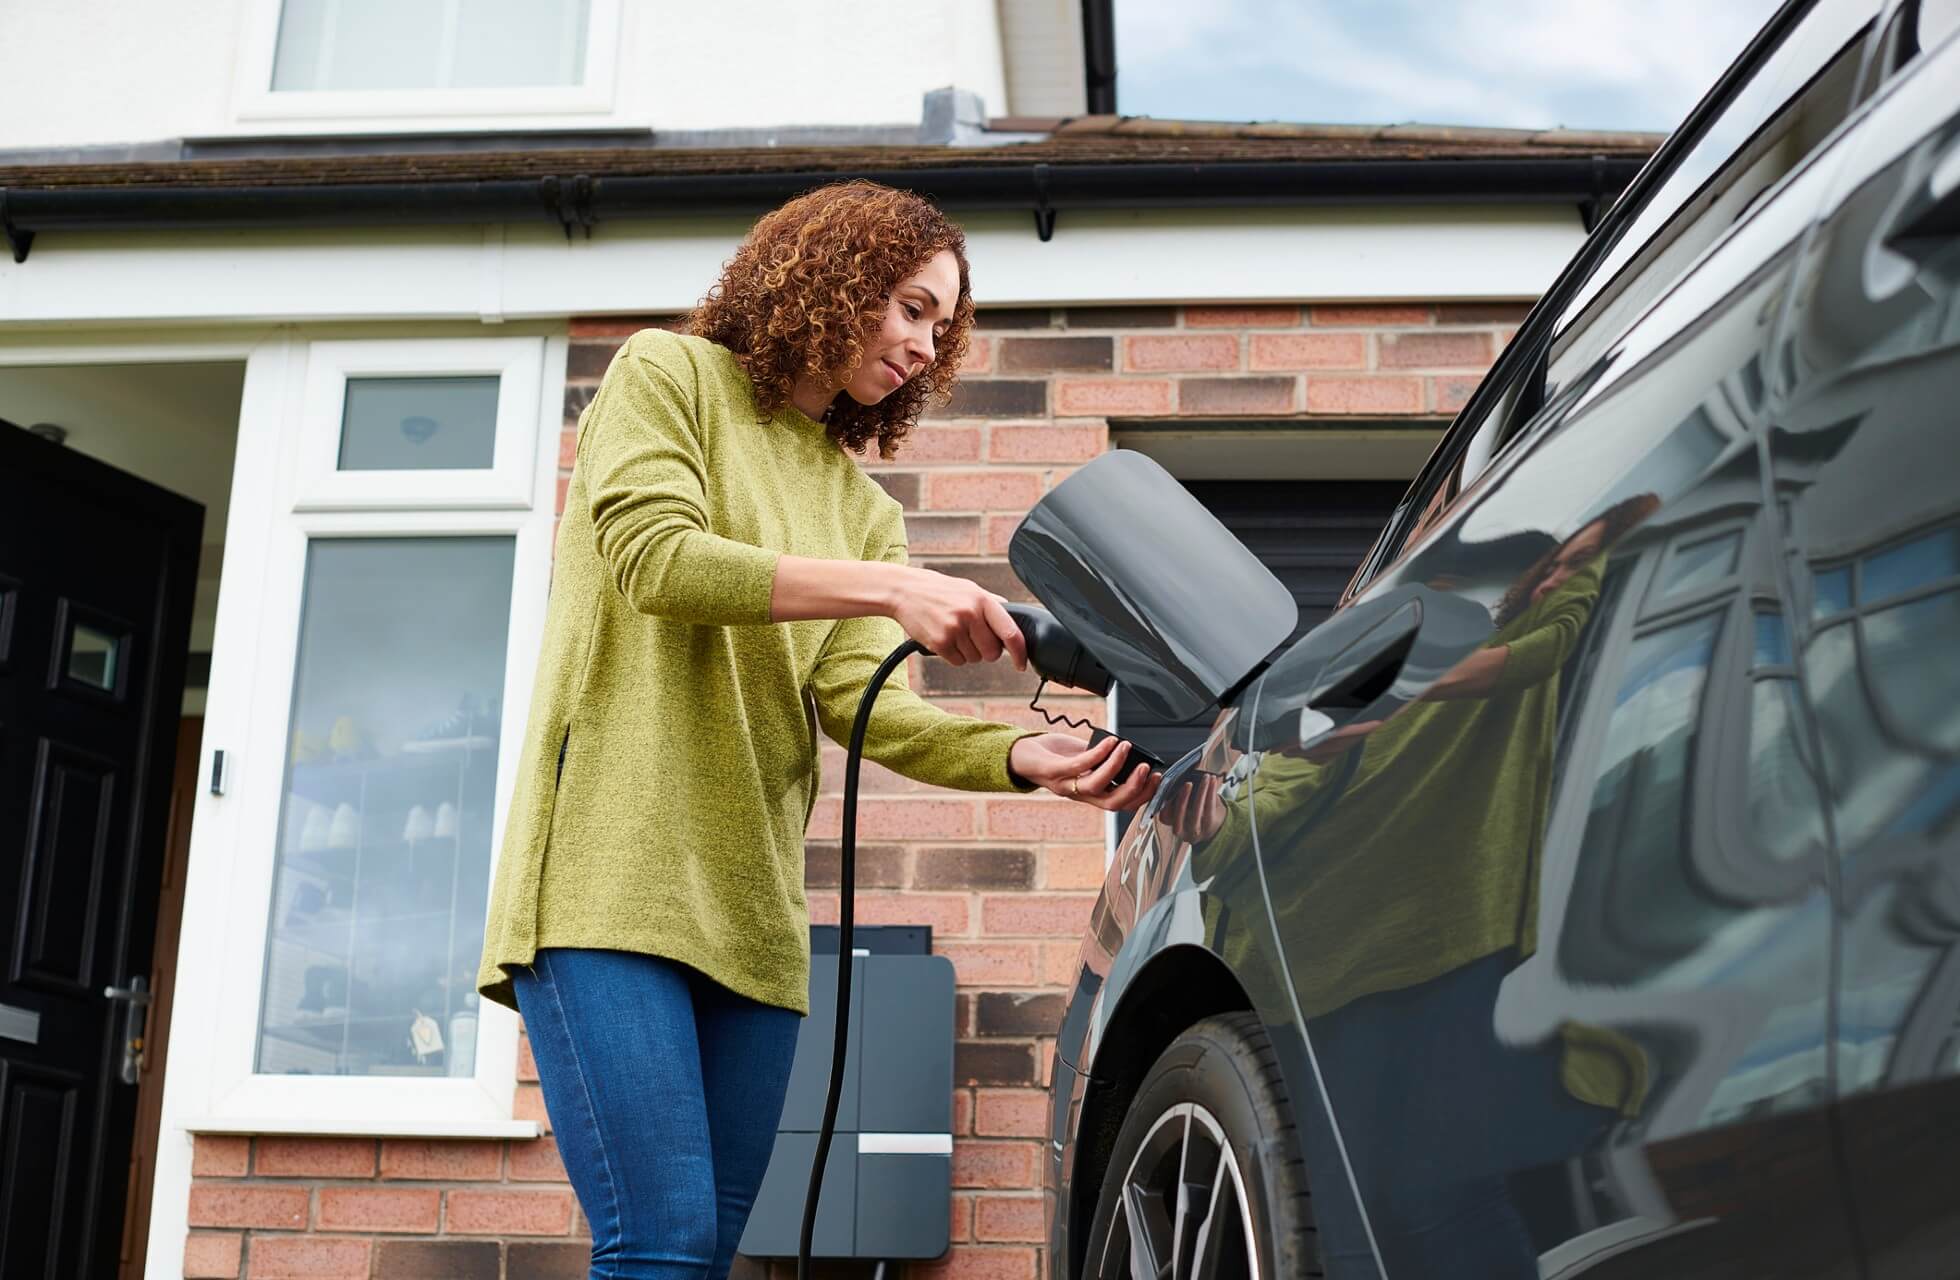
0 327 559 1277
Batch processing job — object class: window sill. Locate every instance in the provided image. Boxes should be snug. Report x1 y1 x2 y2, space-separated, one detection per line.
184 1115 541 1140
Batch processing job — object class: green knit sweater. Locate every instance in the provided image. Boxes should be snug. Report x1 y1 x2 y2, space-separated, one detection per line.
477 329 1034 1015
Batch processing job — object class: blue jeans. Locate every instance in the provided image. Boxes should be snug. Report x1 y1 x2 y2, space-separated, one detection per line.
513 948 801 1280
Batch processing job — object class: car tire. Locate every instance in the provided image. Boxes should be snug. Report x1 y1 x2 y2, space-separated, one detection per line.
1082 1011 1323 1279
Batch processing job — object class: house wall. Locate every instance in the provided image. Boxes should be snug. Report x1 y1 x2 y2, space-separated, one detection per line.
174 299 1519 1280
0 0 1010 151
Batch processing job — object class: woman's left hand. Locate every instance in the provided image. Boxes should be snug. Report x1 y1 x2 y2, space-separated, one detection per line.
1010 732 1160 812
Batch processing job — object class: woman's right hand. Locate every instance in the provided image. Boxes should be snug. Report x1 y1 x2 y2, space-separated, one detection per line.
887 565 1029 670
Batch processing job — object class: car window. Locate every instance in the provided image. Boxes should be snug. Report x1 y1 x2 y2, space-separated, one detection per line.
1343 0 1879 604
1547 0 1876 392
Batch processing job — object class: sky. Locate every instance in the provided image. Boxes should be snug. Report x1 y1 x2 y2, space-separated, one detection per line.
1115 0 1788 133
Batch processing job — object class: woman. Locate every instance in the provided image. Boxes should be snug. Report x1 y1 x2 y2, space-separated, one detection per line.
475 181 1154 1279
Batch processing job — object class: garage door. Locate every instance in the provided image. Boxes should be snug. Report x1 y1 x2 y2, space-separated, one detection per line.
1112 479 1408 778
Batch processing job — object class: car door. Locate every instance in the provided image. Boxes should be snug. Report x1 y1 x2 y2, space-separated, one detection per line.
1242 6 1890 1275
1761 18 1960 1276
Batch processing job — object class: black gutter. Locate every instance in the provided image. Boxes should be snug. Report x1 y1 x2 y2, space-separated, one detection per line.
1 155 1645 262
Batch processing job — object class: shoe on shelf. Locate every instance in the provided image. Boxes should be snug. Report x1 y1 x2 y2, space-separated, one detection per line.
402 693 498 754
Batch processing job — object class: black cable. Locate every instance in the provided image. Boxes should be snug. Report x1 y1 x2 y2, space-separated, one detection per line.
799 637 925 1280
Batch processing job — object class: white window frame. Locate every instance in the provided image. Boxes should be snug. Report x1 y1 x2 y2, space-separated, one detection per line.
195 330 562 1135
230 0 621 126
296 338 542 511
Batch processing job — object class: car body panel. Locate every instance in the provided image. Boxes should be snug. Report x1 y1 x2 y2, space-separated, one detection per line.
1766 27 1960 1276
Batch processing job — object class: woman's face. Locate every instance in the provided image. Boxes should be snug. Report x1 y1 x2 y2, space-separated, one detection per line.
1530 521 1608 606
839 249 959 406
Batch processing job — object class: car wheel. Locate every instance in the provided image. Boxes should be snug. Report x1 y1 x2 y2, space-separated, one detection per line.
1083 1011 1321 1279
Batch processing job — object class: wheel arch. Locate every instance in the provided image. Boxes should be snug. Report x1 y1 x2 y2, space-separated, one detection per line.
1066 944 1254 1280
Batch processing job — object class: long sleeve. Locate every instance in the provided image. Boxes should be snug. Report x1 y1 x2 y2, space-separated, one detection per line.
809 540 1036 793
1487 559 1605 694
581 344 780 625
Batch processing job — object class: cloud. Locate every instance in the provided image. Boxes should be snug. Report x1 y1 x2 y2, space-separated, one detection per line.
1115 0 1783 132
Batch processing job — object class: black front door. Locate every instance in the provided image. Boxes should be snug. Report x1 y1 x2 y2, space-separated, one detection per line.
0 420 201 1278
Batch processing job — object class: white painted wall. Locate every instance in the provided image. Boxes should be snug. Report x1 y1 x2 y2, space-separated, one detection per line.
0 0 1011 149
0 206 1585 328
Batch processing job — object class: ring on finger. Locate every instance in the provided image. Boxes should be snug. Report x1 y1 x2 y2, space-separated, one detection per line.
1070 776 1079 797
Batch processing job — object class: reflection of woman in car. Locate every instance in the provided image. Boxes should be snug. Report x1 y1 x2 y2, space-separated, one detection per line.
1169 493 1657 1278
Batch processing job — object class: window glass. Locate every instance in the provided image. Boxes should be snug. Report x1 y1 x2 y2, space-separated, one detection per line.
66 621 122 692
271 0 590 92
338 376 500 472
1549 0 1873 391
256 537 514 1077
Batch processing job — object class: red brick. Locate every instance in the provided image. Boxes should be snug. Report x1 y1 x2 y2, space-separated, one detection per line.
959 1042 1039 1086
1305 376 1424 415
953 1089 974 1137
1183 305 1300 328
186 1185 308 1230
913 846 1033 890
1249 332 1367 370
988 424 1106 463
1378 331 1493 369
915 1247 1040 1280
982 894 1097 938
557 428 576 470
889 426 983 464
514 1083 552 1131
975 1090 1049 1137
1310 304 1432 326
1124 334 1238 372
1039 942 1083 986
951 1140 1040 1189
317 1186 439 1233
1432 375 1481 415
569 316 671 337
253 1137 375 1179
191 1136 250 1178
810 797 976 840
849 890 973 936
508 1136 572 1182
517 1034 539 1083
974 1194 1047 1242
378 1139 501 1181
986 514 1022 555
1054 379 1173 416
926 471 1045 513
985 798 1102 841
998 337 1113 373
1436 302 1532 324
805 840 906 888
975 992 1068 1036
936 941 1040 986
1042 845 1108 890
1178 377 1295 414
951 1191 977 1243
904 514 982 555
961 337 992 375
246 1236 372 1280
555 474 570 515
445 1188 577 1235
183 1233 243 1278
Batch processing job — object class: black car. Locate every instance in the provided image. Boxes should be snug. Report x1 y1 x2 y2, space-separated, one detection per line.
1024 2 1960 1276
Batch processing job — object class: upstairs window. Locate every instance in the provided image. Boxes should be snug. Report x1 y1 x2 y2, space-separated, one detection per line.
270 0 592 93
234 0 618 125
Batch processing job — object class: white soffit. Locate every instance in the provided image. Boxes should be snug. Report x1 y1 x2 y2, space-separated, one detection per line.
0 204 1582 328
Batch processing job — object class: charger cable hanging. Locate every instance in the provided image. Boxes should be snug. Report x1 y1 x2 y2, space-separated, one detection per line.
799 637 925 1280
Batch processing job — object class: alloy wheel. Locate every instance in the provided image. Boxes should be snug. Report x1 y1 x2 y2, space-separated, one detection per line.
1092 1101 1259 1280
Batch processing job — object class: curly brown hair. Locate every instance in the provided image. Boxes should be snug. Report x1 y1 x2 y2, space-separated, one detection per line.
1493 491 1662 627
682 180 975 460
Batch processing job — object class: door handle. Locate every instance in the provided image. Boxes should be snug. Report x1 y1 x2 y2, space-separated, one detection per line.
1246 600 1423 752
103 976 151 1085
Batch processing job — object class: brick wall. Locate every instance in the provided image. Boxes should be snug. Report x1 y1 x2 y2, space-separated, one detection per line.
178 302 1514 1279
